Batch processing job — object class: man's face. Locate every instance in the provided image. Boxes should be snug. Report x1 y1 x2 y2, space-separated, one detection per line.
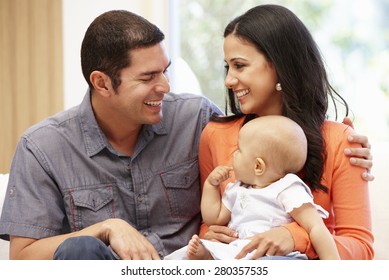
111 42 171 126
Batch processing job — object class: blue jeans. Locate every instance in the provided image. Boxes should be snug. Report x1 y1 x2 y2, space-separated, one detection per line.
53 236 119 260
53 236 304 260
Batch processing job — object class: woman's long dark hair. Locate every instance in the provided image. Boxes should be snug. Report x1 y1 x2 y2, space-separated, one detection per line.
216 4 349 193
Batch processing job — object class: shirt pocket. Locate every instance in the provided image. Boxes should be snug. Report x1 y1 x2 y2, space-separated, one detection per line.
160 159 201 219
66 184 116 231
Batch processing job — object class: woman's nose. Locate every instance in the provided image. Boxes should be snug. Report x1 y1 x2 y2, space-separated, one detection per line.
224 72 238 89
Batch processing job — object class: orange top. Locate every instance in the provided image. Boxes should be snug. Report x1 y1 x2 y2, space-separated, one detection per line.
198 117 374 259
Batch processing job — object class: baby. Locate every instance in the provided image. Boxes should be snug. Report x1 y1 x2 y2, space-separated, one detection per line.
186 115 340 260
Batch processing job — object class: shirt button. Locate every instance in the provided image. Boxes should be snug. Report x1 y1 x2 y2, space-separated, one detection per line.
126 164 131 172
137 194 144 202
9 188 15 196
158 251 164 259
142 231 149 237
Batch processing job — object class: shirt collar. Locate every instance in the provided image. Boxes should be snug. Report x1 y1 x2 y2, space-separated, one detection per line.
78 90 167 157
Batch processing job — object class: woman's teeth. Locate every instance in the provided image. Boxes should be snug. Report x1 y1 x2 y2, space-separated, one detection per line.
236 89 250 98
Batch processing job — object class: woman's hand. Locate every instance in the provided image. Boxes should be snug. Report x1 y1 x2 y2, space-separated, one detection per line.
203 225 238 244
235 227 294 259
343 117 374 181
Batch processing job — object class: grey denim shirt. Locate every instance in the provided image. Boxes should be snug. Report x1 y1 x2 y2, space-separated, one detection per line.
0 90 222 257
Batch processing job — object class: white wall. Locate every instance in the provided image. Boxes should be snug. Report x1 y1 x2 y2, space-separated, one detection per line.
62 0 171 109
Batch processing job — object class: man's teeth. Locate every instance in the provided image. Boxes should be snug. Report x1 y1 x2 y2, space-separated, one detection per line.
144 101 162 106
236 89 250 97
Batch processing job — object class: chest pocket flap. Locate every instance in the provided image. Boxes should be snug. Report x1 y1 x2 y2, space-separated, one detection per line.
160 159 199 189
71 185 113 212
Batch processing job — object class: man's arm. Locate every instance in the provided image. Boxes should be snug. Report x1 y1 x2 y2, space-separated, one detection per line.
9 218 159 260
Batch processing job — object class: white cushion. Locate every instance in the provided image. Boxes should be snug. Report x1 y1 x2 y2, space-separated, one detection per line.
0 174 10 259
0 174 8 211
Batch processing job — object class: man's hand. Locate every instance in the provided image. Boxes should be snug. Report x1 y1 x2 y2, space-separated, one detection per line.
101 218 160 260
343 117 374 181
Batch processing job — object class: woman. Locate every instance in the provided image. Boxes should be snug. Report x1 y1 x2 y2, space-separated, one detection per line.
198 4 374 259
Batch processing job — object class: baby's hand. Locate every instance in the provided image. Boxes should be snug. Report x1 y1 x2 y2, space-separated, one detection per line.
208 166 233 186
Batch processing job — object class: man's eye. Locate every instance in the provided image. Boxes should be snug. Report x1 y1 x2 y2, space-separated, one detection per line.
140 74 155 82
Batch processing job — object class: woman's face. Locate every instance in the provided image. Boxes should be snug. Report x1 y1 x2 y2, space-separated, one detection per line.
223 34 283 116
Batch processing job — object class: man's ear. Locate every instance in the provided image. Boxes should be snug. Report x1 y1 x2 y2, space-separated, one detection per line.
90 71 112 97
254 158 266 176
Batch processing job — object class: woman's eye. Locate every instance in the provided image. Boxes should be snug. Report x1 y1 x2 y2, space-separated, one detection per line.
224 62 245 71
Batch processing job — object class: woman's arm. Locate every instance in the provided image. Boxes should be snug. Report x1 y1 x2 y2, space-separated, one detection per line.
329 125 374 259
287 122 374 259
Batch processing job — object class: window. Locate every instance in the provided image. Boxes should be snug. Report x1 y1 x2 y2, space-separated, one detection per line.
173 0 389 142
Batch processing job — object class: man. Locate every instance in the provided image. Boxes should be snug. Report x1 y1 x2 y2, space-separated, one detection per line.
0 10 373 260
0 10 221 260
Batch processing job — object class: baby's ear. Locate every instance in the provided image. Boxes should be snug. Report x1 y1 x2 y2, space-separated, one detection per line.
254 158 266 176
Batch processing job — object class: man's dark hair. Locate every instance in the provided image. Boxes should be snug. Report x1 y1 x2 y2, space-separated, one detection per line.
81 10 165 90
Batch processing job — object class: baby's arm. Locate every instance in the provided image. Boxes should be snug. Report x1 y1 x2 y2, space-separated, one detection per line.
201 166 233 227
289 203 340 260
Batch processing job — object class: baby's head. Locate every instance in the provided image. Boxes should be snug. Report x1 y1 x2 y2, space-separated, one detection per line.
233 115 307 186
